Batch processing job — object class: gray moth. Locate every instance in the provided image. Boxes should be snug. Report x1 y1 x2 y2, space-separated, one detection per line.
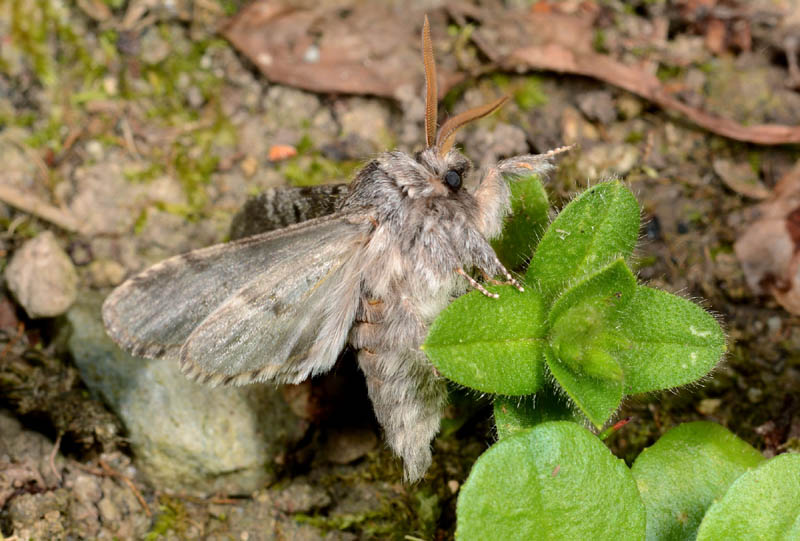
102 17 567 482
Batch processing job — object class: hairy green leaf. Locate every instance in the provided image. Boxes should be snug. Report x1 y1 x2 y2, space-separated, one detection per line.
424 286 547 395
527 180 640 304
544 260 636 427
493 388 583 440
631 422 765 541
614 287 726 394
456 422 646 540
492 174 550 270
545 347 623 429
696 453 800 540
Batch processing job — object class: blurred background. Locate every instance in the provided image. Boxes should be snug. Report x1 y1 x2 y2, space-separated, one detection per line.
1 0 799 539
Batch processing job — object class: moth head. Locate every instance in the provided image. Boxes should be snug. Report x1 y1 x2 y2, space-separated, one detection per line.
420 16 509 172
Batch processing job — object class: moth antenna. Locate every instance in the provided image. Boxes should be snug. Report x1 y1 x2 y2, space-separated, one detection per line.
541 144 576 158
422 15 438 148
437 95 509 156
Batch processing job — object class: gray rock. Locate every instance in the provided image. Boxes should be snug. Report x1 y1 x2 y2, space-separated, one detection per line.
575 143 640 180
7 489 70 540
321 427 378 465
336 97 392 153
86 259 127 288
577 91 617 124
66 293 306 495
271 480 332 514
462 122 530 169
5 231 78 318
139 28 171 65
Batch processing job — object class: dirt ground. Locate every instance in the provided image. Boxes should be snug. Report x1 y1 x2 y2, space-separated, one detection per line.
1 0 799 539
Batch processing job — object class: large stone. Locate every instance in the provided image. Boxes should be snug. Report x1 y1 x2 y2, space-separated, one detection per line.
5 231 78 318
66 293 306 495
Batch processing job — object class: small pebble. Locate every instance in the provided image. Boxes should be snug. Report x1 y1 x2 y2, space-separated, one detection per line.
766 316 782 333
5 231 78 318
747 387 764 403
696 398 722 416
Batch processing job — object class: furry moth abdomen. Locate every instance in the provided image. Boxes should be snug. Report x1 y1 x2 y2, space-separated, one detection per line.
102 17 566 481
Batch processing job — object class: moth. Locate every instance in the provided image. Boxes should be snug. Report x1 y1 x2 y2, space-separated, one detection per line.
102 17 566 481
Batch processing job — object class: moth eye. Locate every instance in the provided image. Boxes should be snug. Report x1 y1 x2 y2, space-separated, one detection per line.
444 169 462 190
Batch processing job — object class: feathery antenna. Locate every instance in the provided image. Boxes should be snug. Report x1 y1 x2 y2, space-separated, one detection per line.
436 96 509 156
422 16 438 148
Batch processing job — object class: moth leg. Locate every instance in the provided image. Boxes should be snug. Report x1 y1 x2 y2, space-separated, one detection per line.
358 347 448 482
456 268 499 299
479 268 524 292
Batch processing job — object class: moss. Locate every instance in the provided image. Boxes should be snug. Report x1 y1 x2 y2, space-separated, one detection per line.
625 131 644 144
513 76 548 110
216 0 240 16
124 162 166 184
747 151 761 175
413 489 440 538
171 138 220 211
139 34 228 115
593 29 609 54
9 0 113 88
656 64 684 82
133 209 149 235
24 112 65 152
144 497 190 540
490 73 510 90
281 155 360 187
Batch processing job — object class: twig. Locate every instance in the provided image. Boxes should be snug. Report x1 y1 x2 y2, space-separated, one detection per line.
73 460 151 517
168 491 242 505
0 185 80 233
119 116 141 159
49 433 63 485
507 42 800 145
99 459 152 517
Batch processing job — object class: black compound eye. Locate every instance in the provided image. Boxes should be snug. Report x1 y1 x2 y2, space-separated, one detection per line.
444 169 462 190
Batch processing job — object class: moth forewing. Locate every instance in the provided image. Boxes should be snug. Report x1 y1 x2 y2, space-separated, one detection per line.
102 213 365 376
179 225 366 386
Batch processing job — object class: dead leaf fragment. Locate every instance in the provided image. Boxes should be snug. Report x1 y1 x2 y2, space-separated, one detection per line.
713 159 771 199
76 0 112 21
735 162 800 314
221 2 463 100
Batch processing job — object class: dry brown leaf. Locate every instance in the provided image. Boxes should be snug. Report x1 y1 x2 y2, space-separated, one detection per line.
713 158 771 199
221 2 463 99
705 18 727 55
735 162 800 314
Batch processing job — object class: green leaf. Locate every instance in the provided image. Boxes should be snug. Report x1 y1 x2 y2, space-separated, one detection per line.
544 260 636 427
456 421 646 540
424 286 547 395
547 258 637 329
696 453 800 540
614 287 726 394
528 181 640 304
631 422 765 541
493 388 583 440
492 174 550 270
545 347 622 429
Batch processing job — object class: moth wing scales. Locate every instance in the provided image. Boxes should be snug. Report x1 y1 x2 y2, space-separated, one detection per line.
102 213 362 364
179 236 363 386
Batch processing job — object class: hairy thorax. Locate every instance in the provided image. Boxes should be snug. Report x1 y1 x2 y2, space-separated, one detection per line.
349 194 474 355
